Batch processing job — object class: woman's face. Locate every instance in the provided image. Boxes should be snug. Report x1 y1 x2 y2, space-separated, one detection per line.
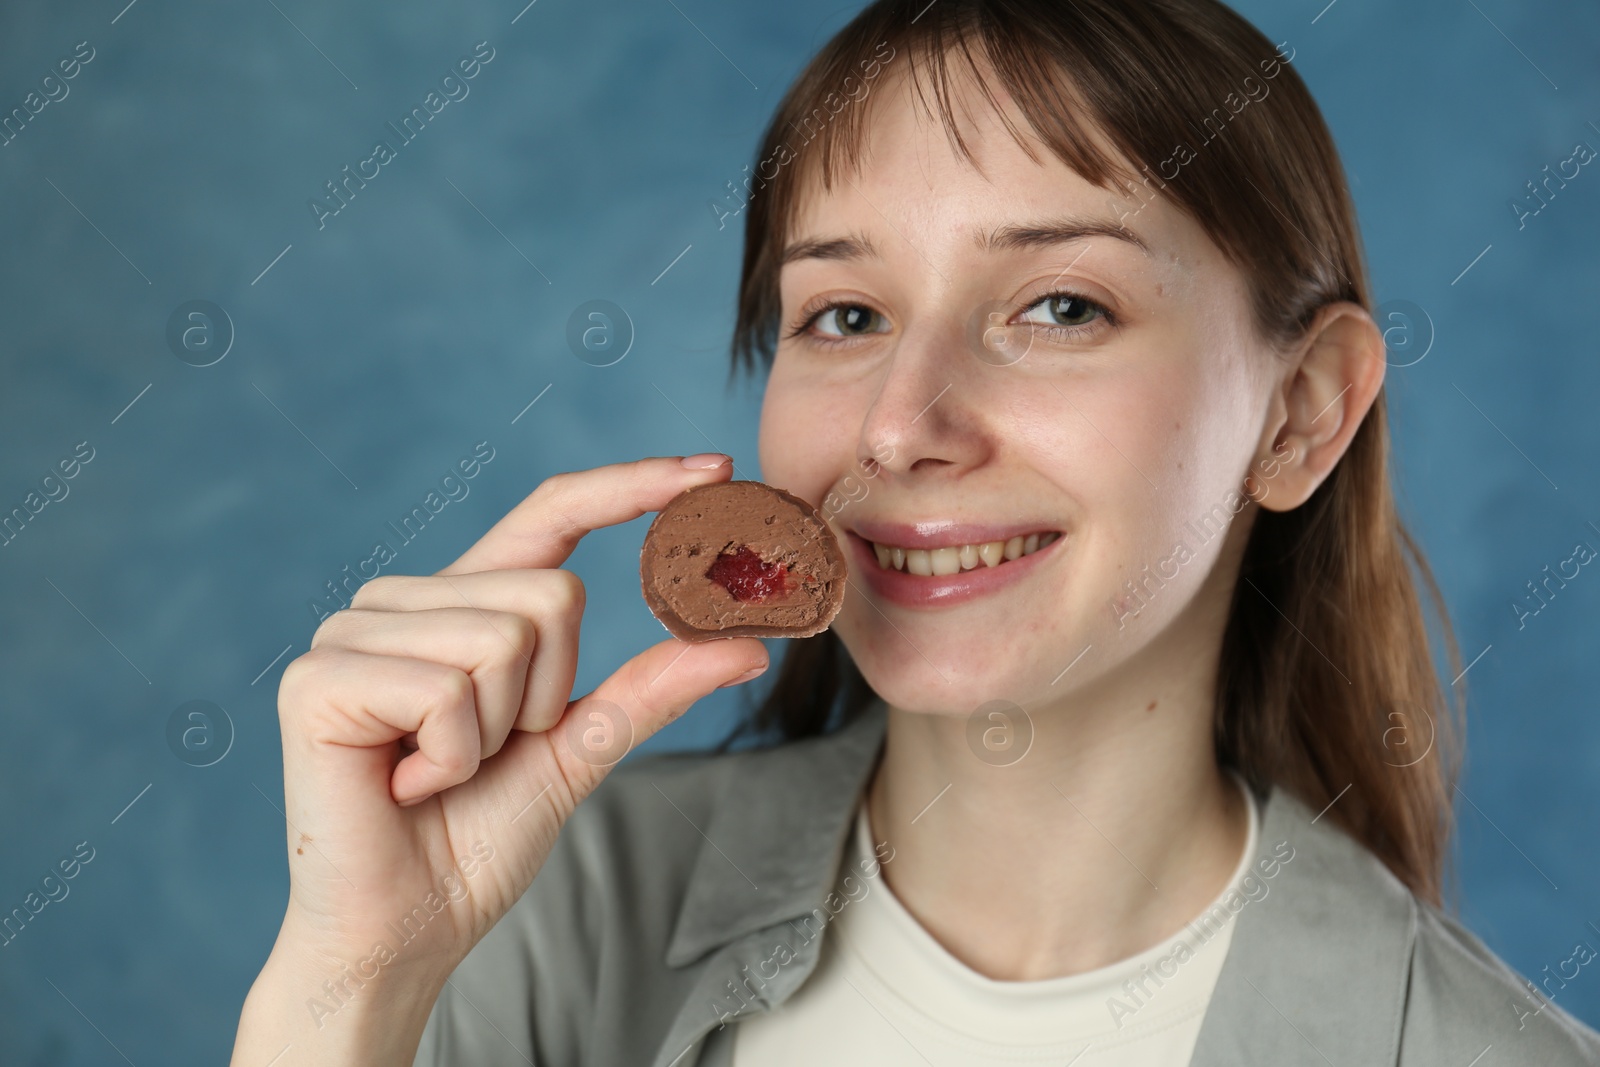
758 66 1282 716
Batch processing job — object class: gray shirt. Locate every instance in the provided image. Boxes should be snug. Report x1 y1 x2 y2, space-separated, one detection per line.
413 697 1600 1066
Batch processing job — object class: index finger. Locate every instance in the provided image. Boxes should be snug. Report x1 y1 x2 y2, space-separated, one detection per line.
436 454 733 576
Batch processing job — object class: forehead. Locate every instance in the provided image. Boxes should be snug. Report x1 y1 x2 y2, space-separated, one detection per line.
782 59 1205 285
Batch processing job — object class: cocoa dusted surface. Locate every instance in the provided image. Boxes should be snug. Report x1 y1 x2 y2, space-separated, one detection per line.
639 480 847 641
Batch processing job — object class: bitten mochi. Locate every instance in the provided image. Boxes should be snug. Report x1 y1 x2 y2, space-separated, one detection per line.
639 480 847 641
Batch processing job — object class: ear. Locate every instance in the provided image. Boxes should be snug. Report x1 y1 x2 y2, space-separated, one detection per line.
1245 302 1385 512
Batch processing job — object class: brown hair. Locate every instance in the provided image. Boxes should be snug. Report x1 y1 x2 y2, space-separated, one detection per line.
715 0 1465 907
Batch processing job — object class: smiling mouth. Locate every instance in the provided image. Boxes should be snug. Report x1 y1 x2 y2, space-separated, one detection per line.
866 531 1062 576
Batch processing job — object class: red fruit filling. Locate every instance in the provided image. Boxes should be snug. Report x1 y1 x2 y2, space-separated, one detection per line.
706 545 790 602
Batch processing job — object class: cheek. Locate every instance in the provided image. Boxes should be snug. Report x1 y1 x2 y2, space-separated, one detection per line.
758 361 858 502
1161 355 1264 523
1039 375 1172 572
1040 360 1201 512
1084 326 1258 522
1048 350 1255 622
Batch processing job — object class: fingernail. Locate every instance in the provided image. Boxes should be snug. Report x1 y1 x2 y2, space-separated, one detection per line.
717 663 768 688
397 793 432 808
681 453 730 470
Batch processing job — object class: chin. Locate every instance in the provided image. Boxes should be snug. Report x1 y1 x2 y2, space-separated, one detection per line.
838 620 1046 717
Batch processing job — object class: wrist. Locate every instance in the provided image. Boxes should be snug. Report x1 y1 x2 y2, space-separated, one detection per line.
232 918 453 1066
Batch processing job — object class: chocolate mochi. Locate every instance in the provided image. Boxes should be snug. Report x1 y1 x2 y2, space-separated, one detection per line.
639 480 847 641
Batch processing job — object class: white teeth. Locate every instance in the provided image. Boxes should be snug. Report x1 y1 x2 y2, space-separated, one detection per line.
870 532 1060 573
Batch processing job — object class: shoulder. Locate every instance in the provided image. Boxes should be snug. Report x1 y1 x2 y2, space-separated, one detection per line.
1212 785 1600 1066
1400 899 1600 1064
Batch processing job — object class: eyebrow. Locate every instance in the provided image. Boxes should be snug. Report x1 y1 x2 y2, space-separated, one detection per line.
780 230 881 266
984 216 1152 258
779 215 1152 267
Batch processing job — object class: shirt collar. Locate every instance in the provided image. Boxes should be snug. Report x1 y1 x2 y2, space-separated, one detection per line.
663 696 1416 1066
664 696 889 968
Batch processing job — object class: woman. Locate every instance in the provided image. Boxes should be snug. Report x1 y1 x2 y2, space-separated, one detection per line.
231 0 1600 1064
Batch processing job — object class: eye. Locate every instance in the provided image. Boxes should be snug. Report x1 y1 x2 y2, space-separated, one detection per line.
782 290 1114 348
783 299 890 346
1015 291 1114 338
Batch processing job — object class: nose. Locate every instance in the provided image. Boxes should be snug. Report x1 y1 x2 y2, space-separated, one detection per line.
855 318 990 479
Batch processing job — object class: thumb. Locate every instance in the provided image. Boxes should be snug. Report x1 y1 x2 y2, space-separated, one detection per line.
548 636 768 800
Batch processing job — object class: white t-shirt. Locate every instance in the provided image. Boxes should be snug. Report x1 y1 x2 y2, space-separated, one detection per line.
732 773 1260 1066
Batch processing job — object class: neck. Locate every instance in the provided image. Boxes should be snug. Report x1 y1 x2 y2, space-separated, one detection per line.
865 603 1249 982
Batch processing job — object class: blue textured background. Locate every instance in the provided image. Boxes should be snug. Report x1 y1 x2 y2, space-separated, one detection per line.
1 0 1596 1061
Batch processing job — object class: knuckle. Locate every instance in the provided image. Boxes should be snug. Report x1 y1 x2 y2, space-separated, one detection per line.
490 611 538 665
280 646 331 694
307 617 333 651
432 736 480 780
428 665 476 712
528 476 585 540
425 669 481 779
625 657 660 717
417 673 480 779
350 574 407 609
309 608 367 648
277 647 340 726
542 469 580 493
547 569 586 616
529 470 575 509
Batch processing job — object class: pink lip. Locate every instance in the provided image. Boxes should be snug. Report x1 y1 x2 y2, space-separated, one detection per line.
845 529 1063 609
850 519 1060 551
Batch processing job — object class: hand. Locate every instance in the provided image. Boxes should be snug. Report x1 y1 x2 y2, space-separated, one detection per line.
235 454 768 1061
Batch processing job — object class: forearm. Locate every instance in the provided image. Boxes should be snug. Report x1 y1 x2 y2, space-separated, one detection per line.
231 932 450 1066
